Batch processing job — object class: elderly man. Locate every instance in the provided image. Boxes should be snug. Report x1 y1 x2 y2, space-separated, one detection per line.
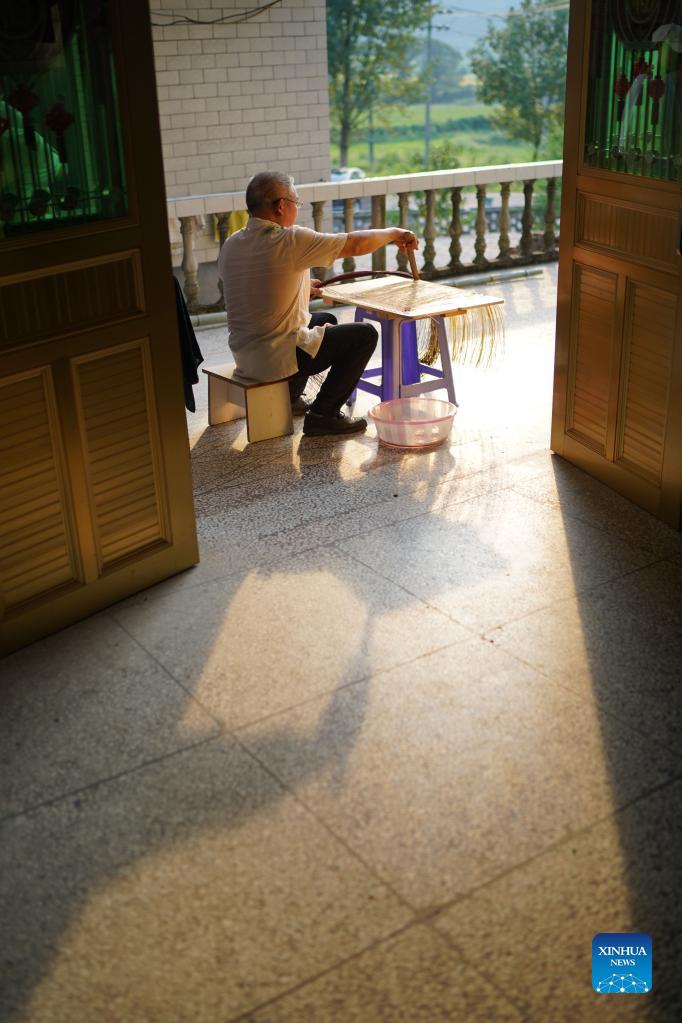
217 170 419 437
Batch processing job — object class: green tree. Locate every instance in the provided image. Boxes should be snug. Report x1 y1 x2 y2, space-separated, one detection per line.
407 38 465 104
327 0 432 167
470 0 568 160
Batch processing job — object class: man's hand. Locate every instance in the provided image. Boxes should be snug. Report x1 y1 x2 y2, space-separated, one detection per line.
310 277 323 299
394 229 419 253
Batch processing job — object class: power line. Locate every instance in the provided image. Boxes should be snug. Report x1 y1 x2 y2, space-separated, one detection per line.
149 1 282 27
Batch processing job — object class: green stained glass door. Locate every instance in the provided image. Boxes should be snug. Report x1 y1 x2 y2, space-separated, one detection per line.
583 0 682 181
0 0 127 236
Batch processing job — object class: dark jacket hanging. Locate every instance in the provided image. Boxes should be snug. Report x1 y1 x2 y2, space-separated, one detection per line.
173 276 204 412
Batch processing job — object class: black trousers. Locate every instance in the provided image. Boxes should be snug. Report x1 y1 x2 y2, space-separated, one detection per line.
288 312 378 416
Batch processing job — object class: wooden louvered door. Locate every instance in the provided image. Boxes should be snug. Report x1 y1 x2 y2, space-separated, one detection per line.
0 2 197 655
552 0 682 527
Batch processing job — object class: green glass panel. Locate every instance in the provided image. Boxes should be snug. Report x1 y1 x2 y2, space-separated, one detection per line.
584 0 682 181
0 0 128 238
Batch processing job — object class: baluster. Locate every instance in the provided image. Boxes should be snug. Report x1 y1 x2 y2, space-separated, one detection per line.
371 194 386 272
180 215 200 312
396 192 409 272
342 197 356 273
311 199 328 281
312 200 325 232
497 182 512 264
423 189 436 274
216 213 230 306
521 180 535 259
543 177 557 254
474 184 487 268
448 186 463 271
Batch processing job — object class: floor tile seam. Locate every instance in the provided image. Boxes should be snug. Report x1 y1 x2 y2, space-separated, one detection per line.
413 770 682 924
191 464 309 497
109 613 227 731
228 632 480 736
480 547 679 636
163 474 534 605
358 545 676 640
193 445 543 521
486 639 682 762
107 540 321 608
222 916 458 1023
420 917 529 1019
191 474 294 500
194 448 550 552
305 471 529 543
325 543 479 627
500 488 669 563
192 471 505 573
230 731 420 914
566 555 681 615
0 731 226 827
507 485 682 560
329 541 591 643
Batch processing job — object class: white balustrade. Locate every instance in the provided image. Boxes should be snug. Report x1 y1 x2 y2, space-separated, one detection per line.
169 161 562 312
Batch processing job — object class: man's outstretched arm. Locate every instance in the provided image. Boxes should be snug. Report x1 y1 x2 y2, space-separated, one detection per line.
338 228 418 258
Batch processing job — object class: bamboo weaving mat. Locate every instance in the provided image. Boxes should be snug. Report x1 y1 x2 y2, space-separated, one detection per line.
320 277 503 320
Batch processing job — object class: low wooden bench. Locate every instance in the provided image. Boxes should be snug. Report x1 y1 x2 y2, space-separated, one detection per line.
202 363 293 443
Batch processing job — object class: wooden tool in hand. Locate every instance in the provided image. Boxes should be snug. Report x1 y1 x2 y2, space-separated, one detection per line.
407 247 420 281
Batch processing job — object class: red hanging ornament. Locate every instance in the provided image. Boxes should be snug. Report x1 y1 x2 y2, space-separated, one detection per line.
61 186 80 211
633 56 650 78
28 189 50 219
647 73 665 125
7 84 39 150
614 72 631 123
45 101 74 165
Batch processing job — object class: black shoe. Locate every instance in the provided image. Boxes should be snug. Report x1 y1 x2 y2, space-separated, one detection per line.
303 410 368 436
291 395 311 416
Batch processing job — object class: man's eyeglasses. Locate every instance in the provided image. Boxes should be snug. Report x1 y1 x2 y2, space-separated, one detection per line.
273 196 304 209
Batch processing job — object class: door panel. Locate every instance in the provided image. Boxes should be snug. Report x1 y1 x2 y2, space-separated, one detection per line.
0 251 145 349
552 0 682 528
0 1 197 654
566 264 619 455
616 280 676 483
0 368 80 614
72 340 170 573
576 192 679 271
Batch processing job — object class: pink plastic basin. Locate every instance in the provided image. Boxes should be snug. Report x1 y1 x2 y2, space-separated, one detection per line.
368 397 456 449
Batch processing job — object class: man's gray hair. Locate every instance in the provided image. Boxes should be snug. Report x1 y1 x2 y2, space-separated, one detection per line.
245 171 294 214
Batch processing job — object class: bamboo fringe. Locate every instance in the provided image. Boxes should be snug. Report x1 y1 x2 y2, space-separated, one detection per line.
416 306 504 369
416 319 440 366
309 305 504 402
446 305 505 368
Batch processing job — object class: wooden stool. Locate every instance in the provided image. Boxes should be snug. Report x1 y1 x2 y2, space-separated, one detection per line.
202 364 293 443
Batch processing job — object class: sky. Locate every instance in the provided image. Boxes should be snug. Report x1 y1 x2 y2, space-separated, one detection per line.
431 1 516 55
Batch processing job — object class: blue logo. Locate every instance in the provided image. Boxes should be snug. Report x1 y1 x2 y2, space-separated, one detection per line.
592 933 652 993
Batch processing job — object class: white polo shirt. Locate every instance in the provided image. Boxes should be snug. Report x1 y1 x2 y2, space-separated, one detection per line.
217 217 347 380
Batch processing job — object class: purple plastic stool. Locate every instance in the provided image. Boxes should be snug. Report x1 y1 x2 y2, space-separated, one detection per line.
348 307 445 404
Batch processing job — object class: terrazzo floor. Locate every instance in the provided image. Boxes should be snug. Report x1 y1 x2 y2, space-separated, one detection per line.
2 265 682 1022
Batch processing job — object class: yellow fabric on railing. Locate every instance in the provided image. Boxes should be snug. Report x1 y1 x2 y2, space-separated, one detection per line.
213 210 248 242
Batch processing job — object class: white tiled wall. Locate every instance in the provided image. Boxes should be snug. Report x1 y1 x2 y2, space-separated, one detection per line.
152 0 332 283
152 0 331 199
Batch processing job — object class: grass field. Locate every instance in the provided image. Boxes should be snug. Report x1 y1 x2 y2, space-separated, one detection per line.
332 101 552 176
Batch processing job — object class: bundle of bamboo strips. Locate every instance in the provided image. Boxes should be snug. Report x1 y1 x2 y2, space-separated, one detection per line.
416 304 505 369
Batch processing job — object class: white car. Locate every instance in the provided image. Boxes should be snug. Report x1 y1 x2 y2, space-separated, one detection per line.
331 167 371 230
